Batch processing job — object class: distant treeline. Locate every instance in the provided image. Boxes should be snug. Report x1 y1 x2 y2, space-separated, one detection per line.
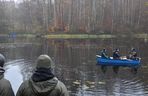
0 0 148 34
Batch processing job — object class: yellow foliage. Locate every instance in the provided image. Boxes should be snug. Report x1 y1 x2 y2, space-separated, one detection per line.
49 25 70 32
48 26 58 32
144 2 148 6
144 11 148 14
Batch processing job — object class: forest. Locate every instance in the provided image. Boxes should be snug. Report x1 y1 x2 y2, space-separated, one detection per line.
0 0 148 35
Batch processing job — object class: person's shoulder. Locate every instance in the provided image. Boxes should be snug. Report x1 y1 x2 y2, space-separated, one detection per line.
19 80 30 88
49 77 69 95
0 78 12 87
21 80 29 85
17 80 30 92
56 79 69 95
0 78 10 83
58 80 66 86
56 80 67 90
53 77 66 87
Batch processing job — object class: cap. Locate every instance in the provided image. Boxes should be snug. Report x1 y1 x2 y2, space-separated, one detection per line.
36 54 54 69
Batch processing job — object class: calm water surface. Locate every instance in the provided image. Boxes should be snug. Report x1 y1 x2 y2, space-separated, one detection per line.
1 37 148 96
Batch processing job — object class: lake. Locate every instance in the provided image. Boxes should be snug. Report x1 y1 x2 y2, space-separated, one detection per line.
1 36 148 96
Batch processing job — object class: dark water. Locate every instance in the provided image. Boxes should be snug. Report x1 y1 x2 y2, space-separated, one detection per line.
1 37 148 96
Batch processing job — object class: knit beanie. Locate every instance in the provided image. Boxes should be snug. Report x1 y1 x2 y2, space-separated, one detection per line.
36 55 54 69
0 54 5 67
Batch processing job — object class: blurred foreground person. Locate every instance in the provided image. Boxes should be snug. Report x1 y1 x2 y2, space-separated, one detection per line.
16 54 69 96
0 54 15 96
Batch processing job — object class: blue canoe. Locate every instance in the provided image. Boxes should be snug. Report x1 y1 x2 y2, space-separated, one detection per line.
96 55 141 68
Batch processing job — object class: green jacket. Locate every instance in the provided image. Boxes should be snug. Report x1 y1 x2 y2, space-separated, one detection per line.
0 68 15 96
16 77 69 96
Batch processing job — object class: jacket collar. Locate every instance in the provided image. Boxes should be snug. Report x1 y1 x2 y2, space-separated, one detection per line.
32 68 54 82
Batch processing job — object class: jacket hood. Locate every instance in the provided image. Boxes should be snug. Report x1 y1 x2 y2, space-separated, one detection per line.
29 77 58 95
36 55 55 69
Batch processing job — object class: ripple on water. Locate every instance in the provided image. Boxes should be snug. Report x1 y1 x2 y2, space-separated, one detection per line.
68 69 148 96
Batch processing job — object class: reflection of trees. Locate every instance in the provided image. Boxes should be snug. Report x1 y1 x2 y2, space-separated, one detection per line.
3 37 148 95
45 39 107 94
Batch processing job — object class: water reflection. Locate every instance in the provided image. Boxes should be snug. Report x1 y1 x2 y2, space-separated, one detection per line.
71 75 146 96
1 37 148 96
4 60 23 94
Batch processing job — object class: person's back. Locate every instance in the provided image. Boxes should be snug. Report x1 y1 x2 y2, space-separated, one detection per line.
16 77 68 96
113 49 120 59
16 54 69 96
0 54 15 96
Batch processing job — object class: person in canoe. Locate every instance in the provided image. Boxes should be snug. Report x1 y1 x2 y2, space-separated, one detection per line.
128 48 138 60
100 49 109 59
112 48 121 73
113 48 120 59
